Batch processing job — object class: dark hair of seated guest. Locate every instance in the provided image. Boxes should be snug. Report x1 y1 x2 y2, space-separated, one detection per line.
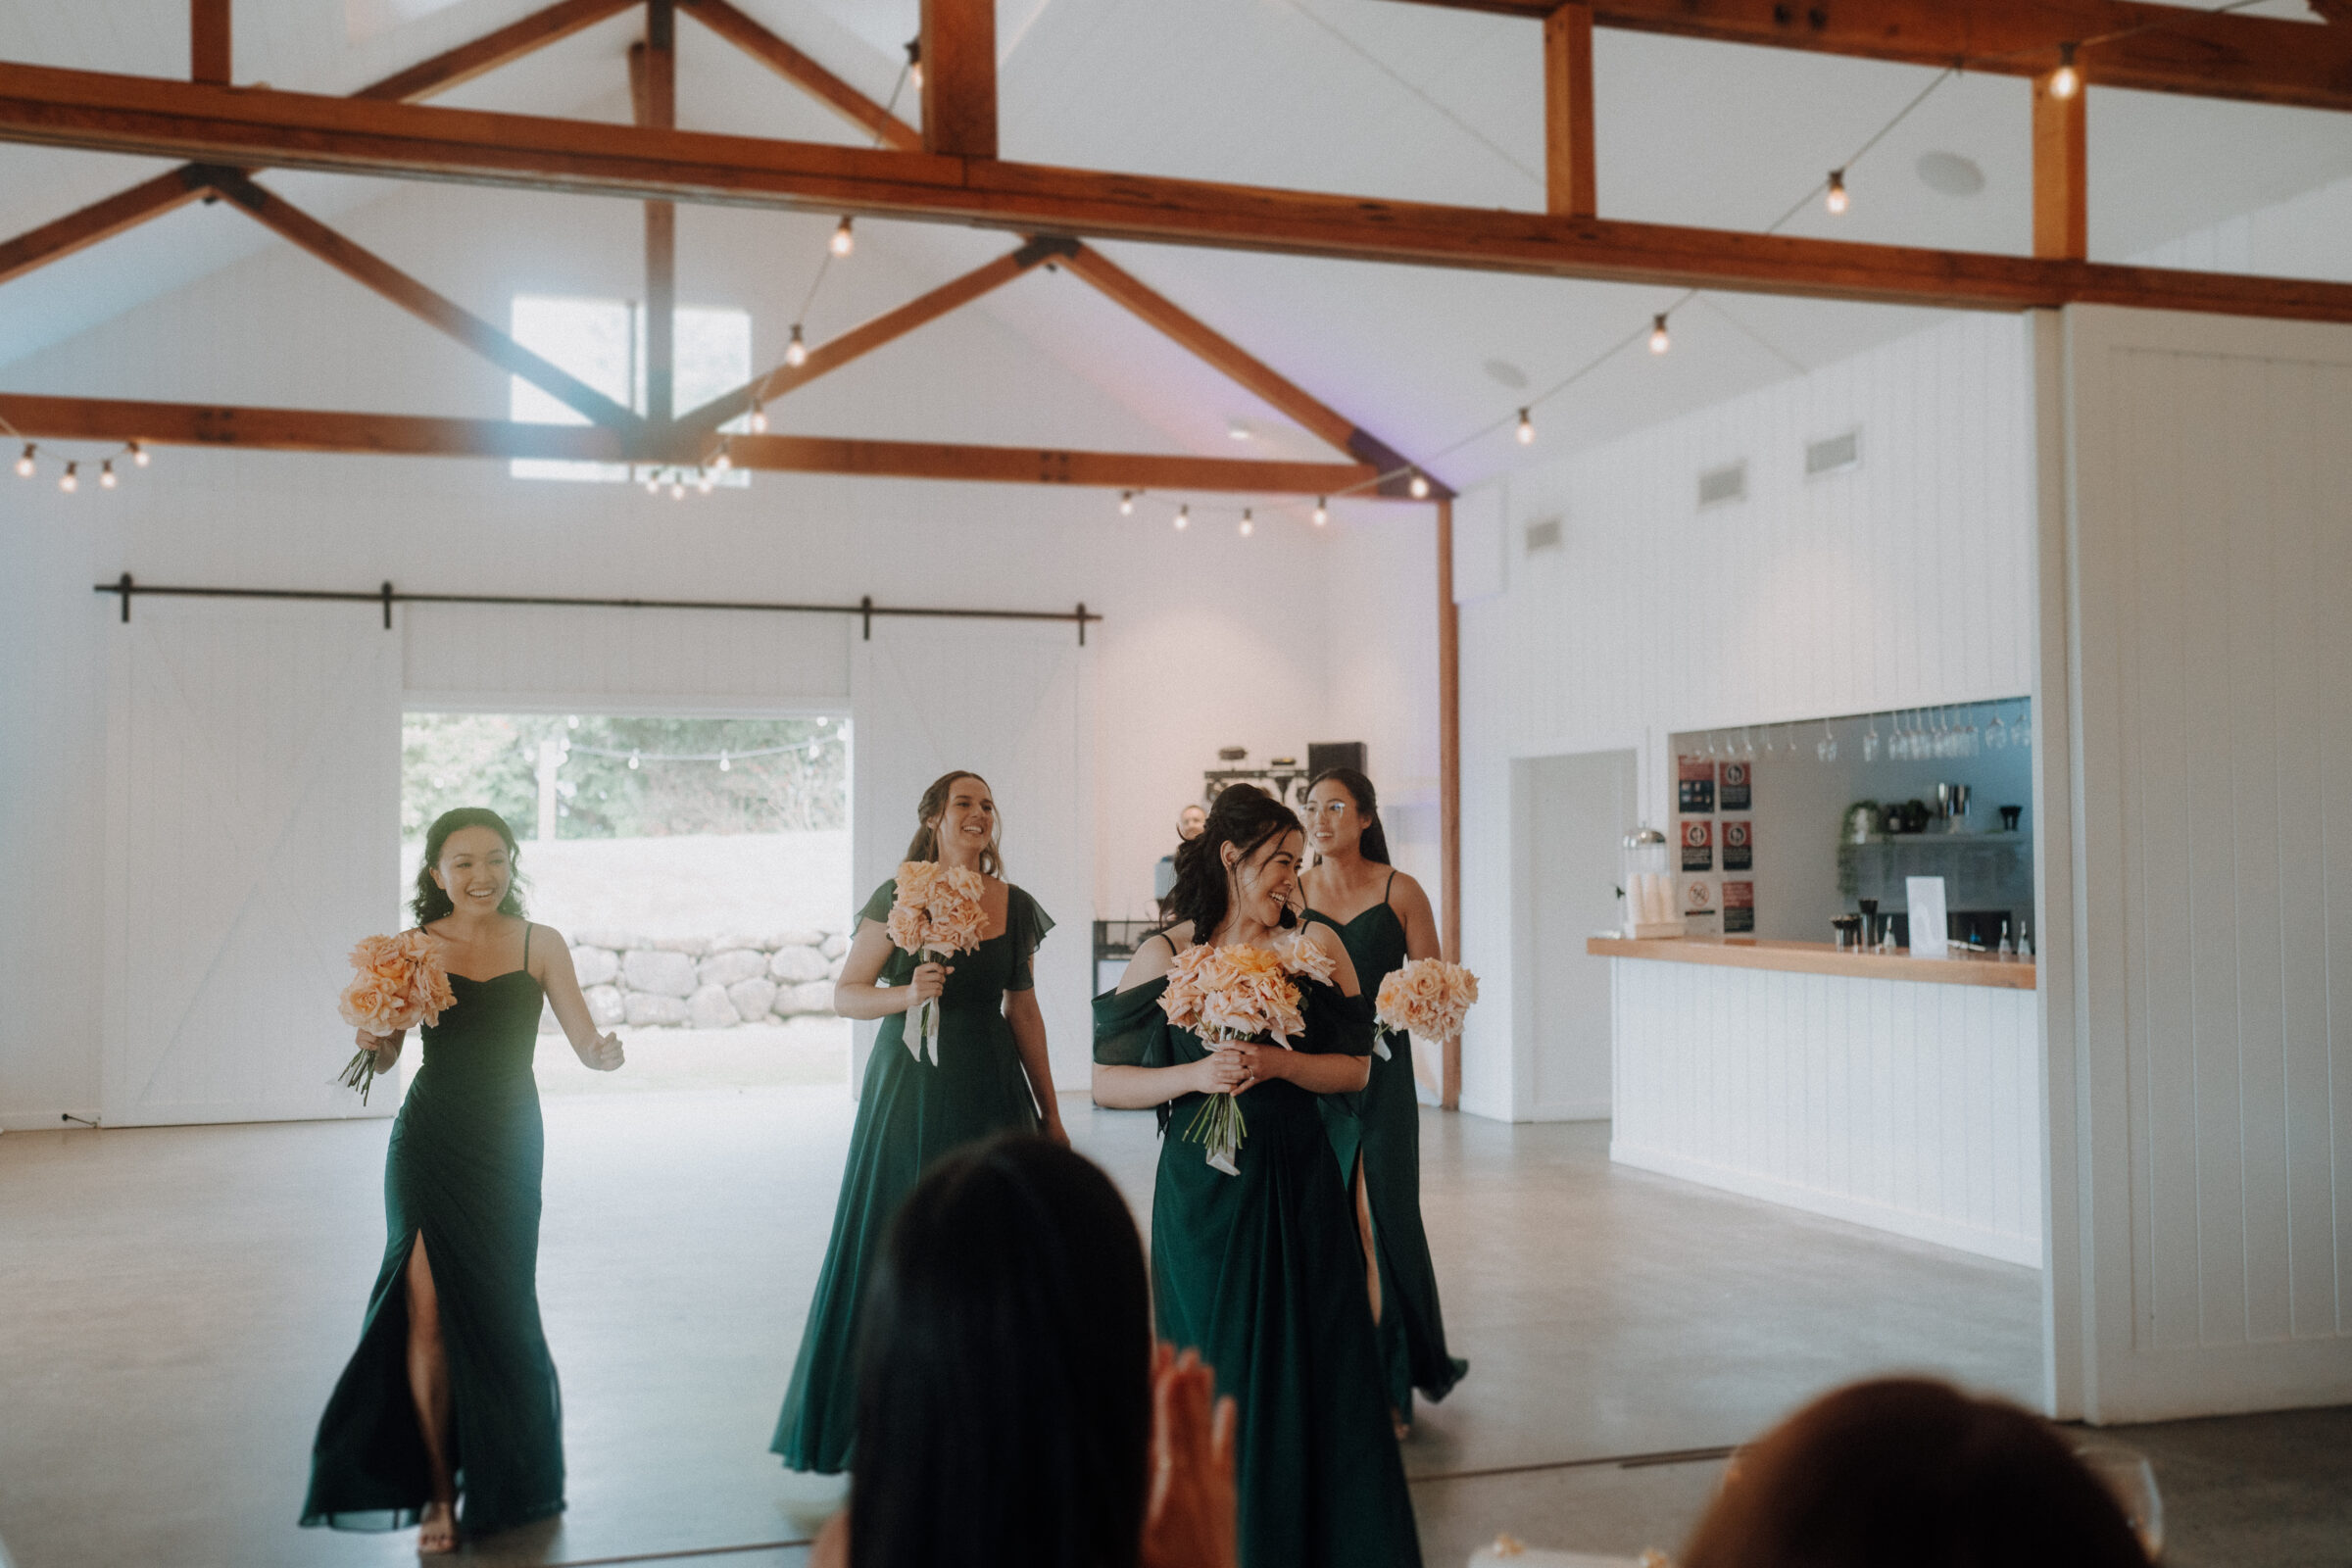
1681 1378 2150 1568
849 1134 1152 1568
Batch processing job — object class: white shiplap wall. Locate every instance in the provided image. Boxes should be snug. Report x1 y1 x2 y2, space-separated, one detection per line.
1458 313 2038 1120
2054 306 2352 1419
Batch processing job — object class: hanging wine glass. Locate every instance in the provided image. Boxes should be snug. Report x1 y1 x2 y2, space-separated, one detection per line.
1891 710 1909 762
1818 718 1838 762
1984 703 2007 751
1743 726 1758 759
1704 731 1719 759
1863 713 1882 762
2013 703 2031 750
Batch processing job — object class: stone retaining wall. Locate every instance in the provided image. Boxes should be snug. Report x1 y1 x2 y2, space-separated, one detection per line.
545 929 850 1032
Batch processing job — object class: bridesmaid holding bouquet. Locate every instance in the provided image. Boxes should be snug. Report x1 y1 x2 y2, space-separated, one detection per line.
303 807 624 1554
1298 767 1468 1434
773 770 1060 1474
1095 785 1422 1568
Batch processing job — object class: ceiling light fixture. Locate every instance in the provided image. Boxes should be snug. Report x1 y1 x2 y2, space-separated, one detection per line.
1312 497 1328 526
1825 169 1849 215
1649 314 1673 355
14 443 32 477
59 462 78 493
1175 505 1191 530
129 439 150 467
2051 43 2081 99
1516 408 1536 445
1118 490 1135 515
1408 470 1431 499
906 38 922 90
99 460 117 489
830 218 856 257
784 325 808 368
749 402 769 433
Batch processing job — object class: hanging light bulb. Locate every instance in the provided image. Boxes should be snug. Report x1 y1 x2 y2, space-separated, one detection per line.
784 325 808 368
1312 497 1328 526
1174 505 1191 530
697 468 716 494
1516 408 1536 445
749 402 768 433
830 218 856 258
1408 470 1431 499
1118 489 1136 515
670 479 686 500
2051 42 2081 100
628 750 642 770
1825 169 1849 216
1649 314 1672 355
719 751 731 772
712 450 732 471
644 472 662 494
906 38 922 90
59 462 78 493
1238 509 1254 537
99 460 118 489
129 439 149 467
14 443 32 477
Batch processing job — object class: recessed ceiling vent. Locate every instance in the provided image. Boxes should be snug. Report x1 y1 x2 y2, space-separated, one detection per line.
1697 461 1747 509
1805 429 1862 477
1524 516 1563 554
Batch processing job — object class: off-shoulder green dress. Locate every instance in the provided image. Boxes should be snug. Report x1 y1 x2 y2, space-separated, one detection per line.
303 928 564 1538
772 877 1054 1474
1095 942 1424 1568
1308 874 1469 1420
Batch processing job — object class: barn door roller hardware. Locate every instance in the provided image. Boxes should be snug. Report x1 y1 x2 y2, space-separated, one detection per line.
94 577 1102 645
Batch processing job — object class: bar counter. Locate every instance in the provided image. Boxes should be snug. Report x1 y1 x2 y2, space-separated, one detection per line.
1586 935 2035 990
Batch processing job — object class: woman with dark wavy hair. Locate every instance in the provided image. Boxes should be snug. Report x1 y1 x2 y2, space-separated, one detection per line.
775 770 1060 1475
303 808 624 1554
1298 767 1466 1435
1095 785 1423 1568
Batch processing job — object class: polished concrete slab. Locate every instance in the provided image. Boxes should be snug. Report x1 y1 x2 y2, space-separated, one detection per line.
2 1083 2329 1568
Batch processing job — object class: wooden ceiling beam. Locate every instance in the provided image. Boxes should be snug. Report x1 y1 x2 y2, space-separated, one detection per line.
1375 0 2352 115
1055 241 1443 497
11 70 2352 323
200 170 643 431
1544 3 1596 220
921 0 997 159
2034 69 2088 262
0 0 637 289
636 3 678 423
677 0 923 152
672 234 1074 437
191 0 231 86
0 391 1375 492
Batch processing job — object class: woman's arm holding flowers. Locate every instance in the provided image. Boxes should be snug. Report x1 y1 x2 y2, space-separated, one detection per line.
832 919 945 1020
538 927 624 1071
1236 1040 1369 1096
358 1026 406 1069
1093 929 1248 1108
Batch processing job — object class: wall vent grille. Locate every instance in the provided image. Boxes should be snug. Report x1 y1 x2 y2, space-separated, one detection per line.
1697 462 1747 508
1523 516 1563 553
1806 428 1862 476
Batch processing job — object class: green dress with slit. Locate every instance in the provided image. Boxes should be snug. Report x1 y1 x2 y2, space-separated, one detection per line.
772 877 1054 1474
302 930 564 1537
1307 877 1470 1420
1094 948 1424 1568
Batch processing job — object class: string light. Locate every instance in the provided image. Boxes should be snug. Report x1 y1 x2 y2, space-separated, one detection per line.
1312 497 1328 526
644 473 662 494
1649 314 1673 355
718 751 731 772
1118 489 1135 515
99 460 117 489
129 439 149 467
670 479 686 500
906 38 922 90
13 443 31 477
1174 505 1191 530
59 462 77 493
830 219 856 258
1408 470 1431 499
2051 43 2081 100
749 403 768 433
628 750 642 769
784 325 808 368
1825 169 1849 215
1238 509 1254 537
712 450 732 471
1515 408 1535 445
697 468 716 494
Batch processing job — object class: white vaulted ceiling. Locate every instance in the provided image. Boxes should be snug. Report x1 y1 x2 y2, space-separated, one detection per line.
0 0 2349 484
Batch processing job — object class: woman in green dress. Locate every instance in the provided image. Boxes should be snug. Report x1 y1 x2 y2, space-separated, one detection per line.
304 808 625 1554
1299 767 1469 1434
1095 785 1423 1568
774 770 1062 1474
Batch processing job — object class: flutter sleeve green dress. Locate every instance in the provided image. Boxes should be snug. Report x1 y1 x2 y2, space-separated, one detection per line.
302 929 565 1538
771 876 1054 1474
1308 875 1470 1421
1094 946 1424 1568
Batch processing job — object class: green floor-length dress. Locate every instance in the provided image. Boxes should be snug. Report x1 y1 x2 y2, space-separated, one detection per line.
772 877 1053 1473
1095 946 1424 1568
1308 875 1470 1421
303 938 564 1537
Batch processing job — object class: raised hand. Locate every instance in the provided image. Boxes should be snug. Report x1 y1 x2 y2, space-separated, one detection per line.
1141 1344 1238 1568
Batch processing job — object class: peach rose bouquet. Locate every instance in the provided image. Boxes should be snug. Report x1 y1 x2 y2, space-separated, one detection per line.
885 859 990 1063
1159 936 1329 1176
334 930 455 1103
1373 957 1480 1058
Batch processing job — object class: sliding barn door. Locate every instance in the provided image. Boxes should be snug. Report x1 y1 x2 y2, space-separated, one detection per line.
851 622 1094 1093
102 601 402 1126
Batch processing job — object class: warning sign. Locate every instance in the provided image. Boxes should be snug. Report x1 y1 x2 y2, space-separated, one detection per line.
1723 819 1753 871
1719 760 1751 810
1681 818 1713 872
1683 878 1715 912
1678 756 1716 814
1722 879 1755 934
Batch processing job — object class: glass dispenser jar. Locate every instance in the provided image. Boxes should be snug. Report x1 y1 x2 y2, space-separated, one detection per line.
1621 826 1678 938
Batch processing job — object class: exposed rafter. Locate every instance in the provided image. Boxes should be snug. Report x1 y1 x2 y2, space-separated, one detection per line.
2 67 2348 326
676 0 923 152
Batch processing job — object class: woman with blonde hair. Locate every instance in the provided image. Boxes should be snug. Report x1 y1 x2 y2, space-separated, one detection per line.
773 770 1060 1474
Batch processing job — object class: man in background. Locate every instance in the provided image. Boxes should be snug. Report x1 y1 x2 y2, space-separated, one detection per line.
1152 803 1207 906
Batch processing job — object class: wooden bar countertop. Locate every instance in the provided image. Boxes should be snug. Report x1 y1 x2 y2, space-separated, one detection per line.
1585 935 2036 990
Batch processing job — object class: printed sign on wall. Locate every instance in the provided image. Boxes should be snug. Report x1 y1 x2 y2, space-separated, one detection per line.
1719 760 1751 811
1722 819 1753 871
1683 878 1714 912
1678 757 1716 814
1681 819 1713 872
1722 880 1755 933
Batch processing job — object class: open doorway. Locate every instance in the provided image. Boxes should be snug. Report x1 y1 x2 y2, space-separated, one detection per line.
400 710 852 1096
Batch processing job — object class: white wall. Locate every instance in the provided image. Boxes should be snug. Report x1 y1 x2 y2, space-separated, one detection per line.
0 178 1402 1124
1457 312 2039 1120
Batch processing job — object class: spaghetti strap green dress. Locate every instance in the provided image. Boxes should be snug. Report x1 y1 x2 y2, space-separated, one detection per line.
772 877 1054 1474
303 927 564 1537
1307 875 1469 1420
1095 948 1424 1568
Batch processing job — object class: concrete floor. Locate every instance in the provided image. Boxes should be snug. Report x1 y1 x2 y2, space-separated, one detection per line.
2 1087 2343 1568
